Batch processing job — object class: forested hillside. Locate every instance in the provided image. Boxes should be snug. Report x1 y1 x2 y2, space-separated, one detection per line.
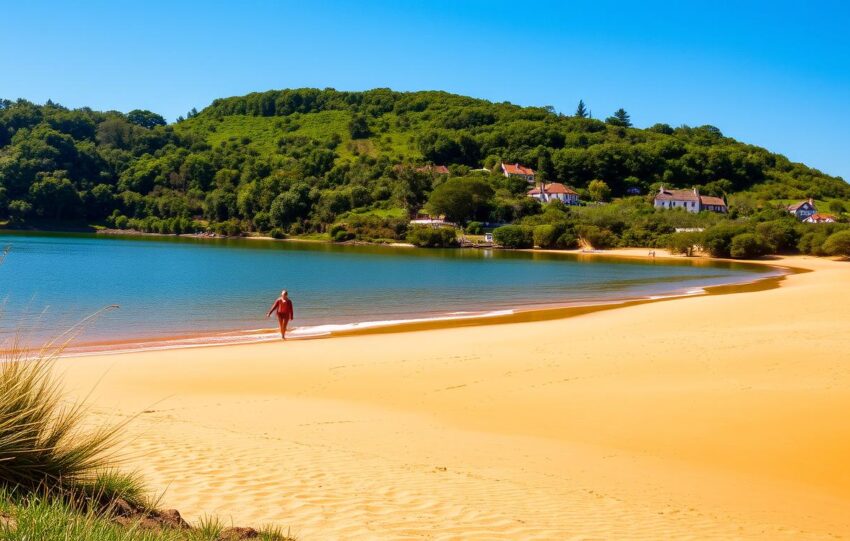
0 88 848 247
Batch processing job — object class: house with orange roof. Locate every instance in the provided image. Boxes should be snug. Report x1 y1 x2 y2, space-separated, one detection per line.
416 164 450 175
501 162 535 183
527 183 580 205
803 213 837 224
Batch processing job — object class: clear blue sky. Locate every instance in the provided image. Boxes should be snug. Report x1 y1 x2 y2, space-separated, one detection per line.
2 1 848 179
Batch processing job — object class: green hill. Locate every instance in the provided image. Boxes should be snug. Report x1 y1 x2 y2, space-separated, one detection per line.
0 88 848 243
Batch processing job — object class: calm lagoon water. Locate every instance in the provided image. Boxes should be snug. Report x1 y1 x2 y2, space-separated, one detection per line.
0 232 776 347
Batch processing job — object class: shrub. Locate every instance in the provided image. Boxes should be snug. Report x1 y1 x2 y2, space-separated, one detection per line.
575 225 617 249
466 221 483 235
755 220 800 252
665 231 703 256
823 230 850 257
702 222 748 258
113 215 129 229
0 356 122 494
406 226 458 248
269 228 287 239
533 224 560 248
333 229 355 242
729 233 771 259
493 225 533 248
253 211 272 232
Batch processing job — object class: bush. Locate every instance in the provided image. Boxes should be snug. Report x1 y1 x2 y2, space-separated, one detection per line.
0 356 122 494
755 220 800 253
702 222 748 258
533 224 560 248
665 231 703 256
729 233 771 259
823 230 850 257
113 215 129 229
406 226 458 248
333 229 355 242
466 221 483 235
269 228 287 239
575 225 617 249
493 225 533 248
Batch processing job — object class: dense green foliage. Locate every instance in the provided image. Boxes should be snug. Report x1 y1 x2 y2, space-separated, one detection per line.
406 226 458 248
1 89 848 254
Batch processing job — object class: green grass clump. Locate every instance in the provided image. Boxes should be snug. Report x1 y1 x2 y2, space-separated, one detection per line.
0 488 294 540
0 354 122 495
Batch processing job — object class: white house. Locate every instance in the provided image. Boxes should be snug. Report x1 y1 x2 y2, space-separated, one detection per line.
654 186 727 213
527 183 580 205
803 213 837 224
501 162 535 183
787 199 818 220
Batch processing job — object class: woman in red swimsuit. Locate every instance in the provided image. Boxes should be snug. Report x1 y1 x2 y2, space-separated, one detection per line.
266 290 294 339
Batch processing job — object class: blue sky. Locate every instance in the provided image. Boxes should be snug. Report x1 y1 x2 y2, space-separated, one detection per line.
2 1 848 179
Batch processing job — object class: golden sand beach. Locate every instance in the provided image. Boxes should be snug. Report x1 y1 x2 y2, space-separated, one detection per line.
57 253 850 540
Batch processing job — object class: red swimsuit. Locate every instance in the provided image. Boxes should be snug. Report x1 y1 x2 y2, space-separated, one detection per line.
270 298 294 320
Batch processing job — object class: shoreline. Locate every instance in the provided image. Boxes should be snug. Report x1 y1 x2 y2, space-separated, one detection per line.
52 248 789 356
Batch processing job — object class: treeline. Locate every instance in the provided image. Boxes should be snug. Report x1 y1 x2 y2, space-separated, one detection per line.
0 89 848 242
479 198 850 258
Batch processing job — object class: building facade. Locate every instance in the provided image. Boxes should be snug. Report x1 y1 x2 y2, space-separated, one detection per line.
527 183 580 205
787 199 818 220
653 186 727 213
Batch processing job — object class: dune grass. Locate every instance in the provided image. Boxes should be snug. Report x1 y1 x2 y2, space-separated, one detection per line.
0 487 292 540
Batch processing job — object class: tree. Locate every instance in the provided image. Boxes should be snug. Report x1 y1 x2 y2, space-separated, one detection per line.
28 176 82 220
575 100 588 118
127 109 166 129
823 230 850 257
606 108 632 128
348 114 371 139
493 225 533 248
829 200 847 214
729 233 771 259
587 179 612 202
425 177 494 224
665 232 703 256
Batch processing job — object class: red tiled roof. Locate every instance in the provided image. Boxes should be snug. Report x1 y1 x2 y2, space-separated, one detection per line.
502 162 535 176
528 183 578 195
416 165 450 174
806 213 836 222
655 188 699 202
699 195 726 207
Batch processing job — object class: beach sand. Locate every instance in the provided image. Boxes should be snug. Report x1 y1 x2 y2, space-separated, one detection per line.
57 253 850 540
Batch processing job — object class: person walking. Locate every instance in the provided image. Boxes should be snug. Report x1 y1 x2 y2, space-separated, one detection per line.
266 290 295 340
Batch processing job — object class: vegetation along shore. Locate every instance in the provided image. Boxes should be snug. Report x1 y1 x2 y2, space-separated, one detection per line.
1 88 849 258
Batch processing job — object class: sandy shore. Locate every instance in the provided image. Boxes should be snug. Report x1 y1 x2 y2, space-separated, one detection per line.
57 254 850 540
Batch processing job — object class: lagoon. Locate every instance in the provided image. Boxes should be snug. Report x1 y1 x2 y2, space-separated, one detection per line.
0 232 774 348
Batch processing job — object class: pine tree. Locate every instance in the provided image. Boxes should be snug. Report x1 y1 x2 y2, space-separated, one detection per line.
605 108 632 128
575 99 588 118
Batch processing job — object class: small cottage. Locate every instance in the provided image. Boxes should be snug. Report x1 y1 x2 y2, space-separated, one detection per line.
527 183 580 205
803 213 837 224
787 199 818 220
654 186 727 213
501 162 535 183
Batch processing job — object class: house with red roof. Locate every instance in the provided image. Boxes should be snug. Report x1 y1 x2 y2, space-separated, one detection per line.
501 162 535 183
653 186 727 213
527 183 580 205
803 213 837 224
416 164 450 175
787 199 818 220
